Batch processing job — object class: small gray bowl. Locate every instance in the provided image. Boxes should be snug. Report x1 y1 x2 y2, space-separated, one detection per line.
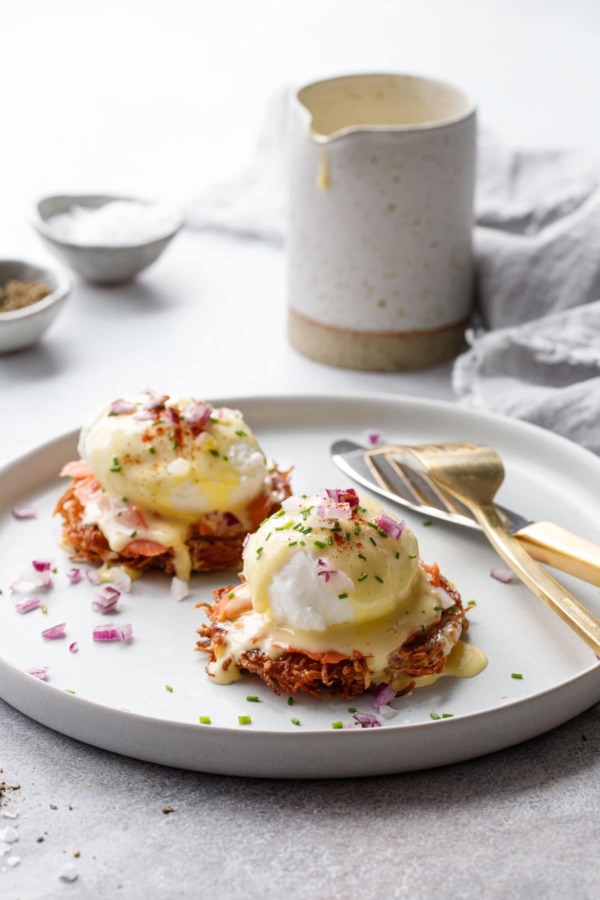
0 260 71 354
32 194 183 284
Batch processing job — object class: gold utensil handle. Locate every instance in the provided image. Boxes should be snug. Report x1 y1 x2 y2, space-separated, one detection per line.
515 522 600 588
477 504 600 656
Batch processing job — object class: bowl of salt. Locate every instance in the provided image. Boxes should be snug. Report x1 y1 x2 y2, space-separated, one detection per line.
32 194 183 284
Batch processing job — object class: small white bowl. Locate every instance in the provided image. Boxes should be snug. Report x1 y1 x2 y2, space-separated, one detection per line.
32 194 183 284
0 259 71 354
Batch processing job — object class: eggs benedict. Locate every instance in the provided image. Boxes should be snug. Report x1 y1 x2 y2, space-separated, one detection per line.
197 489 485 698
55 393 292 580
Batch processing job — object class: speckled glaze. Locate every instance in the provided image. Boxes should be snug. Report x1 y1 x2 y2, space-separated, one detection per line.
287 74 476 370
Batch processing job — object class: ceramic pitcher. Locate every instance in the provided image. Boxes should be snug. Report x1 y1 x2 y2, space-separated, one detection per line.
287 73 476 370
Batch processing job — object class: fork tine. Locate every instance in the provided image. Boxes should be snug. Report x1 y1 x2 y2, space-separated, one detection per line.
394 461 475 519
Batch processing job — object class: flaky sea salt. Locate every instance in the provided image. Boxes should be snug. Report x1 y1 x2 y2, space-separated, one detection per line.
46 200 181 246
59 863 79 883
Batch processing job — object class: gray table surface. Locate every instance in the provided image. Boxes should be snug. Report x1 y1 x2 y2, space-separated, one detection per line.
3 1 600 897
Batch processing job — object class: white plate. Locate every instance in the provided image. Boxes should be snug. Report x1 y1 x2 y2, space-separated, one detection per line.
1 393 599 778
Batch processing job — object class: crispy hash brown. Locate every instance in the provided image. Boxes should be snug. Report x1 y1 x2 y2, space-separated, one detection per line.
55 467 292 575
196 562 468 699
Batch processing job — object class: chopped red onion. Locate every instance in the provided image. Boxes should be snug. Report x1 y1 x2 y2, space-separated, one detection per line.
353 712 381 728
109 399 136 415
15 596 41 614
92 585 120 613
242 533 251 552
26 666 48 681
204 510 242 535
32 560 52 573
143 393 169 411
42 623 66 640
171 577 190 602
11 506 37 520
490 567 514 584
378 704 399 719
367 431 384 447
85 569 102 585
164 406 180 426
316 502 353 522
10 573 53 593
375 512 405 540
69 642 79 654
67 568 83 585
93 623 133 642
316 558 354 593
325 488 359 509
371 682 397 711
182 400 211 428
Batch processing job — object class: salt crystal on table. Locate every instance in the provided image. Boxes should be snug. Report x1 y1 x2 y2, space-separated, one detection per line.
59 862 79 883
0 826 18 844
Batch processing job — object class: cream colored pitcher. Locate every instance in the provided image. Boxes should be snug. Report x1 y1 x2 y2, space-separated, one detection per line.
287 73 476 371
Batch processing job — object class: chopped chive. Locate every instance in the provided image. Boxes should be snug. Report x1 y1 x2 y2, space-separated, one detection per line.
423 521 432 527
112 456 119 465
299 540 305 546
209 416 219 423
332 721 344 730
301 494 307 499
420 624 426 633
238 715 252 725
314 540 326 549
511 673 523 680
41 604 48 614
374 575 384 584
265 532 272 541
130 531 137 538
358 573 368 582
228 592 235 599
65 689 76 695
338 592 349 599
275 521 293 531
287 696 295 706
468 600 477 607
408 554 417 559
367 522 378 530
331 522 342 532
288 541 298 547
358 553 367 561
442 713 454 719
51 566 58 574
449 605 456 612
377 530 388 538
354 523 360 535
348 707 357 713
274 509 286 518
199 715 211 725
165 684 174 693
369 536 377 546
149 447 156 455
345 532 351 541
293 523 304 531
429 711 441 720
122 497 128 502
209 449 219 458
235 429 247 438
433 605 443 611
327 535 334 545
246 695 260 702
222 455 229 462
395 552 400 559
291 717 301 726
302 527 313 534
256 547 264 559
109 466 121 473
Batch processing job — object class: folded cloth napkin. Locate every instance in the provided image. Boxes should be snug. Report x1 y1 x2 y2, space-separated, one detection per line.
188 106 600 454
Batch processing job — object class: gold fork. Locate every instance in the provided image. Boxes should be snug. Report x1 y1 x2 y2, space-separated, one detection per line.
402 442 600 656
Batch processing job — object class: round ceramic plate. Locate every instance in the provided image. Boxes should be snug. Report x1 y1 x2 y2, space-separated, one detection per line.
1 394 599 778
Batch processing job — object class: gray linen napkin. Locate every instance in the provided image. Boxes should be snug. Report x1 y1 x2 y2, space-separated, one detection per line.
187 111 600 453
